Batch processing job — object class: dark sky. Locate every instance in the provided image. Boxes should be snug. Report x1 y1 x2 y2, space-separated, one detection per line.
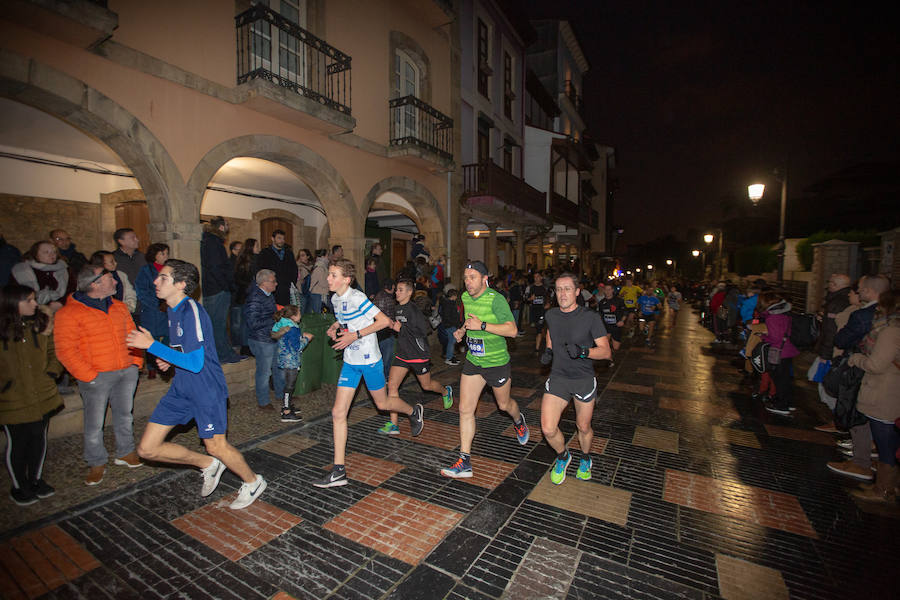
523 1 900 244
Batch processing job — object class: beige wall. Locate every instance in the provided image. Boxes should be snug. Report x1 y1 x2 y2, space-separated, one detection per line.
0 194 102 255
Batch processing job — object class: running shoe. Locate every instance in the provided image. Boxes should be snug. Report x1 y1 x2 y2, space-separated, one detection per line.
378 422 400 435
410 403 425 436
550 451 572 485
442 385 454 409
445 357 461 366
10 487 38 506
576 457 592 481
200 457 226 497
229 475 267 509
313 467 348 488
440 456 473 478
31 479 55 499
280 407 303 423
764 404 792 416
513 415 529 445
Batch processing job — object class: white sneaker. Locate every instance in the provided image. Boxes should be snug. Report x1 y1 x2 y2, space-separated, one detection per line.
230 474 267 510
200 457 226 497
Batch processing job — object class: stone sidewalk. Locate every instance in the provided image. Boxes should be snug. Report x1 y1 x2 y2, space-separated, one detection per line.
1 309 898 599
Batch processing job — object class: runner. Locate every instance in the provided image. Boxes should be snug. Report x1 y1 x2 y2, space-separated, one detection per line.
618 277 642 335
127 259 266 510
636 287 662 346
315 259 424 488
441 261 528 478
540 273 611 484
596 283 626 358
666 285 683 324
380 278 453 434
526 272 549 354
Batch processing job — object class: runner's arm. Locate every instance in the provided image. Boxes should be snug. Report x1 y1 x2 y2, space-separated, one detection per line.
148 341 204 373
589 336 612 361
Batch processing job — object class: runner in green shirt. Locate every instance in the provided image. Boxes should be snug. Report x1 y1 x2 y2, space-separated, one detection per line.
441 261 529 479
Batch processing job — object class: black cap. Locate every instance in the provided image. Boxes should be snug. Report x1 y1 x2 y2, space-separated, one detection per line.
464 261 489 276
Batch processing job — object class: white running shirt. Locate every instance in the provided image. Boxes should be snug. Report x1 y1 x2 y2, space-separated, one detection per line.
332 287 381 365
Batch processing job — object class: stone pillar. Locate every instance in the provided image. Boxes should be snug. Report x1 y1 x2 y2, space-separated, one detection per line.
516 231 526 270
486 225 499 277
153 220 203 277
810 239 861 313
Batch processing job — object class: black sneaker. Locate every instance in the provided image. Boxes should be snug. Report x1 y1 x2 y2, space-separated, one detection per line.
280 407 303 423
10 487 38 506
410 403 425 437
765 404 792 416
313 468 348 488
31 479 55 499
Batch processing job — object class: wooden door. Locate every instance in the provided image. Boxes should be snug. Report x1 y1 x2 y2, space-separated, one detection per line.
260 218 293 249
392 238 407 278
114 202 149 253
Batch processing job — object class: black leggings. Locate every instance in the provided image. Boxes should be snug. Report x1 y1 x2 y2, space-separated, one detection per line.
772 357 794 409
282 368 299 408
3 413 51 490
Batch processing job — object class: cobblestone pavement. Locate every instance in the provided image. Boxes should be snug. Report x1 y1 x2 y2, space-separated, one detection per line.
2 309 899 599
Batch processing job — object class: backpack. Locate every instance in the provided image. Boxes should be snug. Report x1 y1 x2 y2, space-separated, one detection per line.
789 313 819 350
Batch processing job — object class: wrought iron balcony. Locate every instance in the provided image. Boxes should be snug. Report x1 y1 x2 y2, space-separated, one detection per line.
462 161 546 221
564 80 584 116
579 200 600 232
235 4 351 116
389 95 453 162
550 192 579 228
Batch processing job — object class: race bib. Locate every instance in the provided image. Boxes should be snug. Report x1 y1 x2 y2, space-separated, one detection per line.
603 314 617 324
533 297 544 305
466 337 486 356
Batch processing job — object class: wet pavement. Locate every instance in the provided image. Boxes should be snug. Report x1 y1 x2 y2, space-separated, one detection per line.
2 309 898 599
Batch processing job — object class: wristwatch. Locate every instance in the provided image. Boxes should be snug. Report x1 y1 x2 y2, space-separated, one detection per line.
356 330 361 339
481 321 487 331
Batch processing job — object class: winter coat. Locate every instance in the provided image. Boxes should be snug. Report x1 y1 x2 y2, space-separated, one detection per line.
831 304 860 358
200 229 234 297
233 254 259 306
53 293 143 382
439 296 463 329
834 303 876 352
114 270 138 313
849 316 900 422
11 259 69 305
135 264 168 338
0 317 63 425
309 257 329 296
816 287 852 359
113 248 146 292
760 300 799 359
243 284 277 344
0 236 22 287
258 245 298 306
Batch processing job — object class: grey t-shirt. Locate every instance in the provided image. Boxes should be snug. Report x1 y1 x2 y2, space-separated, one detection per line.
545 306 607 378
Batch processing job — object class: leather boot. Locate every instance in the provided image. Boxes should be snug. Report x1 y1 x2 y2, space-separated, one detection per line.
851 463 898 502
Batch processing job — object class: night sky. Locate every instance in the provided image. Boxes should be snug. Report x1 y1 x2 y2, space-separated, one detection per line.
523 1 899 244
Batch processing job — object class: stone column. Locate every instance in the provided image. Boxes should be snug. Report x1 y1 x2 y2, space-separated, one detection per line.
810 239 861 313
486 225 499 277
516 231 526 270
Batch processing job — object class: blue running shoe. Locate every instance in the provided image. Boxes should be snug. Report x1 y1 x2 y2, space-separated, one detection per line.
576 457 592 481
440 456 473 478
513 415 529 445
550 451 572 485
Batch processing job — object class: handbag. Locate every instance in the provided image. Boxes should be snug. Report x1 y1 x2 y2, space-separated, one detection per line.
289 282 301 307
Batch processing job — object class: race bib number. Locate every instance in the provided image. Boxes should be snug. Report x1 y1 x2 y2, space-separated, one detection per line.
466 337 486 356
603 314 617 325
533 297 544 305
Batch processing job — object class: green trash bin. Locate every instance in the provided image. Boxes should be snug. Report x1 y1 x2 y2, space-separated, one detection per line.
295 313 340 394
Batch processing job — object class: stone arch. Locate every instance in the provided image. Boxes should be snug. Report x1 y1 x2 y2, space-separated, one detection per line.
0 51 193 251
371 201 424 233
362 176 445 254
186 135 359 252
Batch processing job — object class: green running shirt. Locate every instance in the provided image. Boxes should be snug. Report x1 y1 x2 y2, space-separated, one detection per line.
462 287 515 368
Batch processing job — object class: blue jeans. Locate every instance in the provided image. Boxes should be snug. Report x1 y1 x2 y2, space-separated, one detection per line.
307 293 323 314
230 304 246 346
80 366 139 466
249 339 284 407
378 336 394 378
512 309 521 331
869 418 900 466
204 291 236 361
442 326 457 360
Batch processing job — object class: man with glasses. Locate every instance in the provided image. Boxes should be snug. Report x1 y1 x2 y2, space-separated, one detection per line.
441 261 529 479
49 229 88 276
539 273 611 485
54 265 144 485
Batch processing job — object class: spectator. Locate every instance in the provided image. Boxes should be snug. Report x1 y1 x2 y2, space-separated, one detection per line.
54 265 144 485
89 251 137 313
243 269 283 410
372 278 397 378
410 234 429 260
112 228 146 297
810 273 852 432
0 284 64 505
270 304 313 422
364 258 379 298
228 240 243 271
834 275 890 352
258 230 298 307
200 217 242 364
0 225 22 286
429 255 445 301
439 287 463 365
233 238 260 354
135 243 171 379
49 229 88 276
296 248 313 313
368 242 389 290
330 244 344 261
758 289 799 416
847 289 900 502
11 240 68 312
308 249 329 314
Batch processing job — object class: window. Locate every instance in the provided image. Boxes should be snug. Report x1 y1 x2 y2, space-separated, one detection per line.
477 19 490 98
503 51 514 119
503 144 512 172
393 50 420 139
477 123 490 163
250 0 307 86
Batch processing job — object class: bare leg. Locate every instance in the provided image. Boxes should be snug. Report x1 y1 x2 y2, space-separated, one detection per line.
459 373 487 454
492 380 521 423
572 399 596 454
540 393 569 454
138 422 212 470
331 386 355 466
203 435 255 484
386 365 409 426
415 371 446 396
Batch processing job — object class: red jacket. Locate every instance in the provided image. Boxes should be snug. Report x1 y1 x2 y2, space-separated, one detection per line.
54 294 143 382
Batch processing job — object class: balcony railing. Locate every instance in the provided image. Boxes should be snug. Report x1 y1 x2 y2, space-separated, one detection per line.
579 201 599 231
389 96 453 161
462 161 545 219
236 4 351 115
550 192 579 228
564 80 584 116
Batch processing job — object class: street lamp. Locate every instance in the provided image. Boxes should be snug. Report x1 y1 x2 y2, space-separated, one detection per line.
704 231 724 279
647 264 653 270
703 233 714 245
691 250 700 257
747 169 788 283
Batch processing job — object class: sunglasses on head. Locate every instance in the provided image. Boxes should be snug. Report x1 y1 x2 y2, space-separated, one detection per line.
88 269 111 285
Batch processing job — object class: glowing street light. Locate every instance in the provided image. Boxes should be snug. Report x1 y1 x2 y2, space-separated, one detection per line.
647 264 653 270
692 250 700 257
703 233 714 244
748 184 765 205
635 267 641 273
748 170 788 282
666 259 673 266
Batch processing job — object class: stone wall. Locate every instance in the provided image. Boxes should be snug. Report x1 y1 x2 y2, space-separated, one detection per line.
0 193 103 255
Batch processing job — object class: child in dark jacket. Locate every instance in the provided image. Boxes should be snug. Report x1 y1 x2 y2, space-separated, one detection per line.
271 305 313 422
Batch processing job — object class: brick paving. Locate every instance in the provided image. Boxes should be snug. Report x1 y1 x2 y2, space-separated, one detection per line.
1 308 899 599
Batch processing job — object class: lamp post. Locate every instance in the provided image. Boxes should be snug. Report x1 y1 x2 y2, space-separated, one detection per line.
704 231 724 280
748 167 788 283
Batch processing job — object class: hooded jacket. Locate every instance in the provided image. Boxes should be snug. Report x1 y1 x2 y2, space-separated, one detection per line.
760 300 799 359
11 259 69 305
849 315 900 422
816 286 852 359
200 228 234 297
0 314 63 425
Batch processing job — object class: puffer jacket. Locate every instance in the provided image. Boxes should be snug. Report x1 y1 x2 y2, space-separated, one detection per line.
53 293 143 382
11 259 69 305
761 300 799 359
309 257 329 296
0 317 63 425
816 286 852 359
849 315 900 422
243 284 277 344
